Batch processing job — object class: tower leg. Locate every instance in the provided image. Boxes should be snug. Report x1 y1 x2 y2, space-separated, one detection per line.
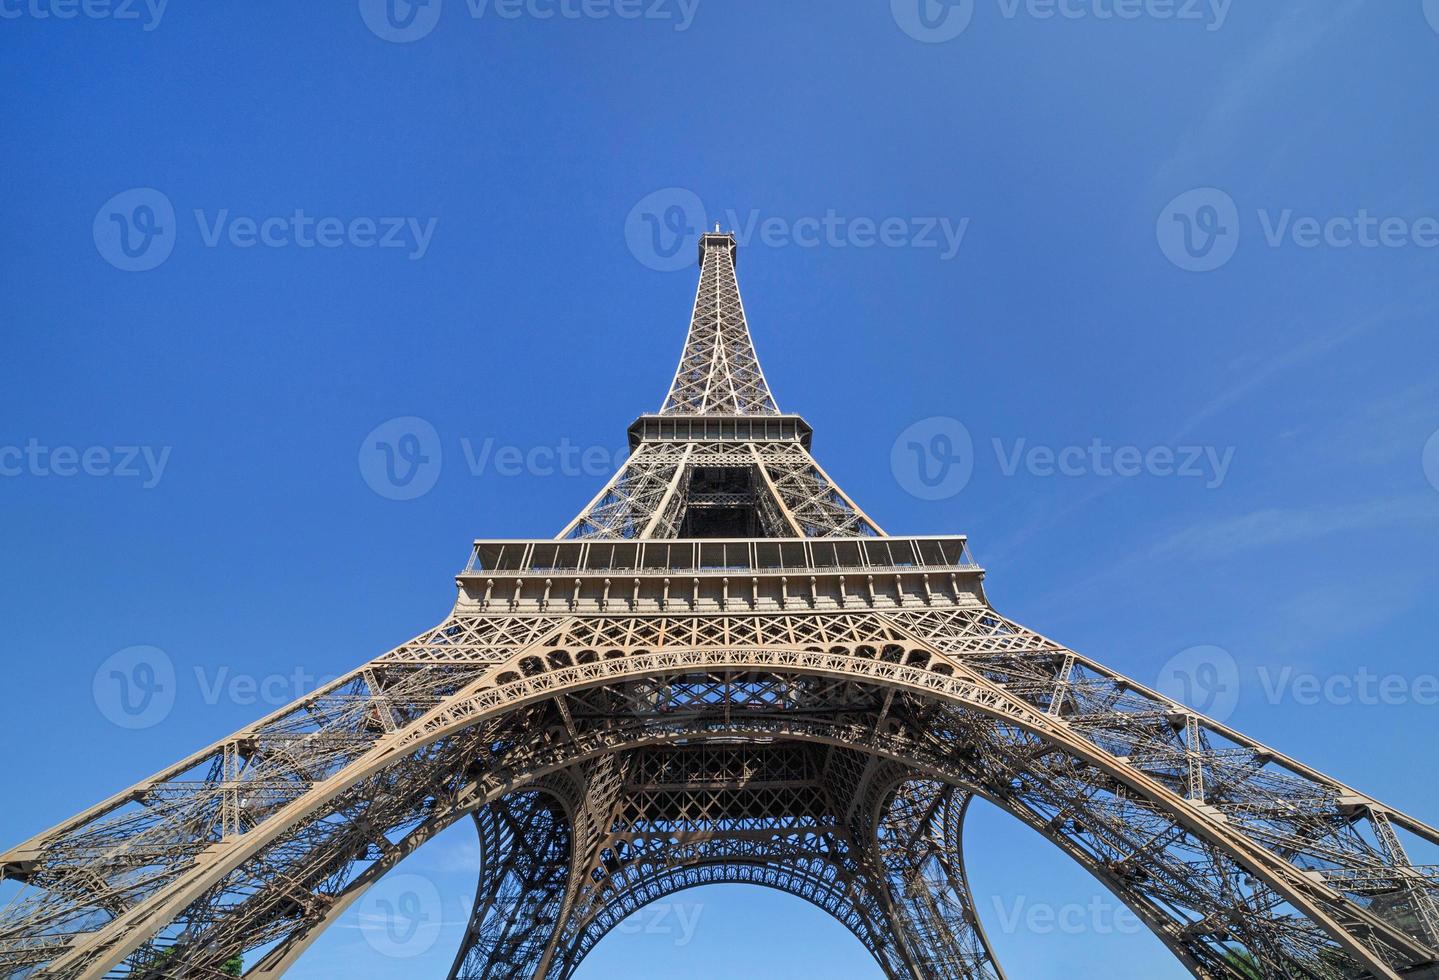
872 781 1006 980
448 790 573 980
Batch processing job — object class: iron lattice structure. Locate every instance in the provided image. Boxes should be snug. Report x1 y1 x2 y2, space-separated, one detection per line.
2 232 1438 980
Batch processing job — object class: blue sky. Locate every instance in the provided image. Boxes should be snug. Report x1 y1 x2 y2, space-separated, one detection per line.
3 1 1439 976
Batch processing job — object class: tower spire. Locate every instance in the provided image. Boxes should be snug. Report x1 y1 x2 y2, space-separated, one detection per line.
660 231 780 416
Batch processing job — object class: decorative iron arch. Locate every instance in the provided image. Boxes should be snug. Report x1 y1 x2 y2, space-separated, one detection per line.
7 638 1434 979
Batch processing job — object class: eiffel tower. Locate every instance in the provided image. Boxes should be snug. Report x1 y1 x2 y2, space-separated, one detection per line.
2 230 1438 980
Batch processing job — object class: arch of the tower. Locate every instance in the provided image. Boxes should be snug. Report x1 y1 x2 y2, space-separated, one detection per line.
7 636 1437 980
445 742 1008 980
238 724 1169 980
540 776 1011 980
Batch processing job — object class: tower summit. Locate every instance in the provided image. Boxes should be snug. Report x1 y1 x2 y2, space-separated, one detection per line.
661 229 778 416
1 236 1437 980
562 228 880 540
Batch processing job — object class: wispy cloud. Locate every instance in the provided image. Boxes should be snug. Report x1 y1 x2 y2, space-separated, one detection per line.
412 836 480 874
1153 0 1367 190
1302 378 1439 471
1170 300 1406 443
1027 493 1438 617
1246 574 1422 659
1141 494 1438 562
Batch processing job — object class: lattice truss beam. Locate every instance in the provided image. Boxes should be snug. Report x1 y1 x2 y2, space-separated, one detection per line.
3 605 1437 979
445 742 1006 980
560 231 879 540
560 441 882 540
660 233 779 417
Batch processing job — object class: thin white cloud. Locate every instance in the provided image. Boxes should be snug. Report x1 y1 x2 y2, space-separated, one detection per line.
1153 0 1367 190
1170 301 1404 442
1025 493 1437 617
1143 495 1438 561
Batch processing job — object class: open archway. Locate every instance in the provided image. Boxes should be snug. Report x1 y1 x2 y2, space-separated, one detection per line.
5 628 1436 980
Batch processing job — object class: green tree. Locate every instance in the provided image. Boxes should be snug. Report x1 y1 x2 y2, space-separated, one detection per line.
1223 949 1263 979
